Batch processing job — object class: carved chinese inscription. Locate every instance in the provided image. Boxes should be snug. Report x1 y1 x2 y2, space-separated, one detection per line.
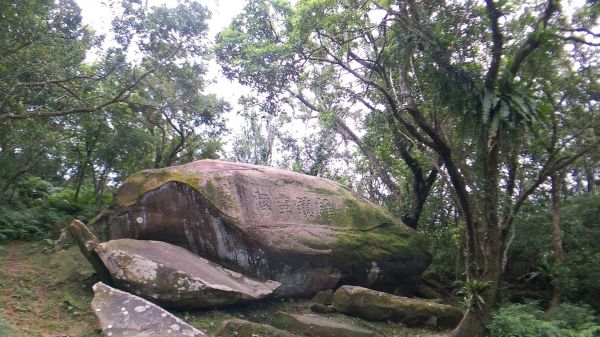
315 197 334 218
250 187 340 222
275 194 293 220
296 196 314 219
252 190 273 214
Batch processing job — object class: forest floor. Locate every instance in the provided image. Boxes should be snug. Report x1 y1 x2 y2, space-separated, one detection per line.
0 241 449 337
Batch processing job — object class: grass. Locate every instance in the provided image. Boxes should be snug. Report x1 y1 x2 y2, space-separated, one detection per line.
0 315 17 337
0 241 101 337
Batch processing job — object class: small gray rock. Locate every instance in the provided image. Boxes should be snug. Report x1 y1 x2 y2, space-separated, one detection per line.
310 303 336 314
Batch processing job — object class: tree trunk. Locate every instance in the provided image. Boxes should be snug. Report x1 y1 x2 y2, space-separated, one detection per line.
449 273 500 337
449 308 488 337
585 161 595 192
548 172 565 312
73 164 86 202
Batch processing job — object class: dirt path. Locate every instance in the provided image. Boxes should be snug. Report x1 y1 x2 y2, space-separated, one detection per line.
0 242 100 337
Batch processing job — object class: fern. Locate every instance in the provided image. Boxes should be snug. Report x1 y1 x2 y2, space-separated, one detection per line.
488 302 600 337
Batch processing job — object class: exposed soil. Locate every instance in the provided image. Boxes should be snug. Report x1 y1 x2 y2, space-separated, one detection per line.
0 241 449 337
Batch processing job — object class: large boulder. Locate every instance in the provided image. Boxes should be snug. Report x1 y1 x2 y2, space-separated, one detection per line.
94 238 280 309
332 285 464 329
91 282 207 337
91 160 431 296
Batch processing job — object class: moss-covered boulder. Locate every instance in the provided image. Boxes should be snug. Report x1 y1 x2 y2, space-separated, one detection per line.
91 160 431 296
332 286 463 328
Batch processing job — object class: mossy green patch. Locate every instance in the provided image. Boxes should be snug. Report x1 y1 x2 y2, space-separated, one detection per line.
48 245 95 284
204 177 235 210
328 198 428 266
309 186 339 196
113 169 200 207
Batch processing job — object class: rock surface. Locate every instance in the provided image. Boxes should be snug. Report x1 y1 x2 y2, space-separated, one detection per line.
310 303 336 314
214 319 290 337
48 245 95 284
94 239 280 309
271 311 374 337
91 282 207 337
312 289 334 305
332 285 464 328
90 159 431 296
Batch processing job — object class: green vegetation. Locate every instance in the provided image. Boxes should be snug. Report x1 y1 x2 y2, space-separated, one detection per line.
0 176 104 240
113 169 201 207
488 302 600 337
0 315 17 337
0 242 100 336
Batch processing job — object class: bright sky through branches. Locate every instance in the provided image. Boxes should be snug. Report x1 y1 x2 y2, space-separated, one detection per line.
75 0 252 154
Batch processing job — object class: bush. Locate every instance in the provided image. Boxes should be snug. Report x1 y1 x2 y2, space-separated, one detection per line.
488 302 600 337
0 176 110 241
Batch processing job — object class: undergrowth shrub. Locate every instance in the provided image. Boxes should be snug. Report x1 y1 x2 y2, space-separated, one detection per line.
488 302 600 337
0 176 110 241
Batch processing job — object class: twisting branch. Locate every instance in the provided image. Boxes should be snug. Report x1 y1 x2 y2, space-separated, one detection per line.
287 88 405 206
559 27 600 37
0 45 182 122
557 35 600 47
508 0 559 77
509 141 598 227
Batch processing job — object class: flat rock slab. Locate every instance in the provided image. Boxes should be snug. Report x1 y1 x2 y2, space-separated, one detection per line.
214 318 290 337
91 282 207 337
271 311 374 337
332 285 463 328
95 239 280 309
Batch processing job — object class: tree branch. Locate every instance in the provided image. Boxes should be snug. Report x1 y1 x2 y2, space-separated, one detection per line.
508 0 559 77
0 44 180 122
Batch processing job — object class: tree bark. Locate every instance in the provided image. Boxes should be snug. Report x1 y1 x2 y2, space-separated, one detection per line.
548 172 565 311
585 161 595 192
449 256 501 337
